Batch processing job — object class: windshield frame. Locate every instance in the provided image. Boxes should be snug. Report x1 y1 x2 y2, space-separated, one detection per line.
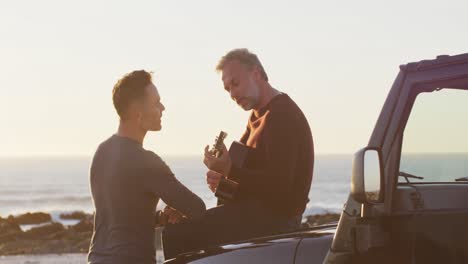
396 86 468 184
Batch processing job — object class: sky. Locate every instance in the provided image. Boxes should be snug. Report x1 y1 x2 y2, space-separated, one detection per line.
402 88 468 153
1 0 468 157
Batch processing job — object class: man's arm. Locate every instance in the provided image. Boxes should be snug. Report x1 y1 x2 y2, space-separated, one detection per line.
229 112 299 199
144 153 206 221
155 207 186 227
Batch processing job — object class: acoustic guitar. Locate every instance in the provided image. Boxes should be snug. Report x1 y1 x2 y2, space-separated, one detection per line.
209 131 249 204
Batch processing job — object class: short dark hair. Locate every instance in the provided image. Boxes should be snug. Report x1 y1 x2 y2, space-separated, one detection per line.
216 48 268 81
112 70 152 119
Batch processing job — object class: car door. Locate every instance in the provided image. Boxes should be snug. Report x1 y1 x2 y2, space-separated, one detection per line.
375 56 468 263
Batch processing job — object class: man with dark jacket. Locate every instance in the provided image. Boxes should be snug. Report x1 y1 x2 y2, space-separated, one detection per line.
162 49 314 260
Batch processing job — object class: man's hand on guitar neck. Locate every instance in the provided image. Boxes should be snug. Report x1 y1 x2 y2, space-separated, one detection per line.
203 142 232 176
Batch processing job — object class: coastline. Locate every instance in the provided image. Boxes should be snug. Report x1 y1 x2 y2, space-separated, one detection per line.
0 252 165 264
0 253 88 264
0 211 340 257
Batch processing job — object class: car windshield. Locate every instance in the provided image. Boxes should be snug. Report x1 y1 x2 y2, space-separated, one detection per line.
399 88 468 183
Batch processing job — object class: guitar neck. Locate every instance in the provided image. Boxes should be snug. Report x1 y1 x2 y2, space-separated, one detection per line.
211 131 227 157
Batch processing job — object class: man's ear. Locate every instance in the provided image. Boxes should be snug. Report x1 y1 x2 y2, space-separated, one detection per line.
135 104 144 124
127 101 142 122
251 65 261 81
136 111 143 123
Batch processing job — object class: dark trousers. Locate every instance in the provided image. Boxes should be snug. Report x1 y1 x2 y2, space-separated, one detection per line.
162 199 301 260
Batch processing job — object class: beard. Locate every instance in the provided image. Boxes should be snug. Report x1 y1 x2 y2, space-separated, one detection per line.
238 97 256 111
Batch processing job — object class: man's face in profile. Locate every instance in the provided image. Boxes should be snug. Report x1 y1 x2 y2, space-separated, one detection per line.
138 83 165 131
221 60 260 111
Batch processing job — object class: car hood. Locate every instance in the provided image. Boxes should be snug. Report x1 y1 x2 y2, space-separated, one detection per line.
164 223 337 264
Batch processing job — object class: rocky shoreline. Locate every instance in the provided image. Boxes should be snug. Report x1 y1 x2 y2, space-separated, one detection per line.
0 211 340 256
0 212 92 255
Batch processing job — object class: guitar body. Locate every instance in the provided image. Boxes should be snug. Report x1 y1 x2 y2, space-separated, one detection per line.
215 141 250 205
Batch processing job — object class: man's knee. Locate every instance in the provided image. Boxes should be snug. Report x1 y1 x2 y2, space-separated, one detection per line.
162 224 184 259
162 222 200 260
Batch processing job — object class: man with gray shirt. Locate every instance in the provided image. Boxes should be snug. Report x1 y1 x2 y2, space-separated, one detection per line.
88 70 206 264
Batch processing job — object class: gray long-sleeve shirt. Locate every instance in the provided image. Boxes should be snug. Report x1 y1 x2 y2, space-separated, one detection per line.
88 135 206 264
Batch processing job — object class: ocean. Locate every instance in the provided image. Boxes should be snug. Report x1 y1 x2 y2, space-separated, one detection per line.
0 155 352 218
1 154 467 263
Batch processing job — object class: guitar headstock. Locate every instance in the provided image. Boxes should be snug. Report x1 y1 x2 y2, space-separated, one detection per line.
210 131 228 158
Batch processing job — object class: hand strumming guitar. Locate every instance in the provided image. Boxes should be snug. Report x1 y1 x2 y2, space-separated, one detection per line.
205 131 239 202
206 170 223 193
203 142 232 176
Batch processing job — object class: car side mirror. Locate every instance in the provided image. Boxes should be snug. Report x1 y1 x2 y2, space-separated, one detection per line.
351 147 384 203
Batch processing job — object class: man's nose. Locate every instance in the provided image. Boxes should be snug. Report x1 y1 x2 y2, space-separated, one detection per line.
230 90 239 100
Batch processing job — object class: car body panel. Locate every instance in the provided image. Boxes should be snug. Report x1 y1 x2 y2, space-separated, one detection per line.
295 230 335 264
164 224 336 264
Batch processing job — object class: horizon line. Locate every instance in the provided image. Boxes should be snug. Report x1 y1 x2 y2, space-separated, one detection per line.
2 151 468 159
0 152 356 159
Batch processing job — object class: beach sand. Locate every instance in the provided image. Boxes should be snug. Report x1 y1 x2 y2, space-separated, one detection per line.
0 251 165 264
0 254 86 264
